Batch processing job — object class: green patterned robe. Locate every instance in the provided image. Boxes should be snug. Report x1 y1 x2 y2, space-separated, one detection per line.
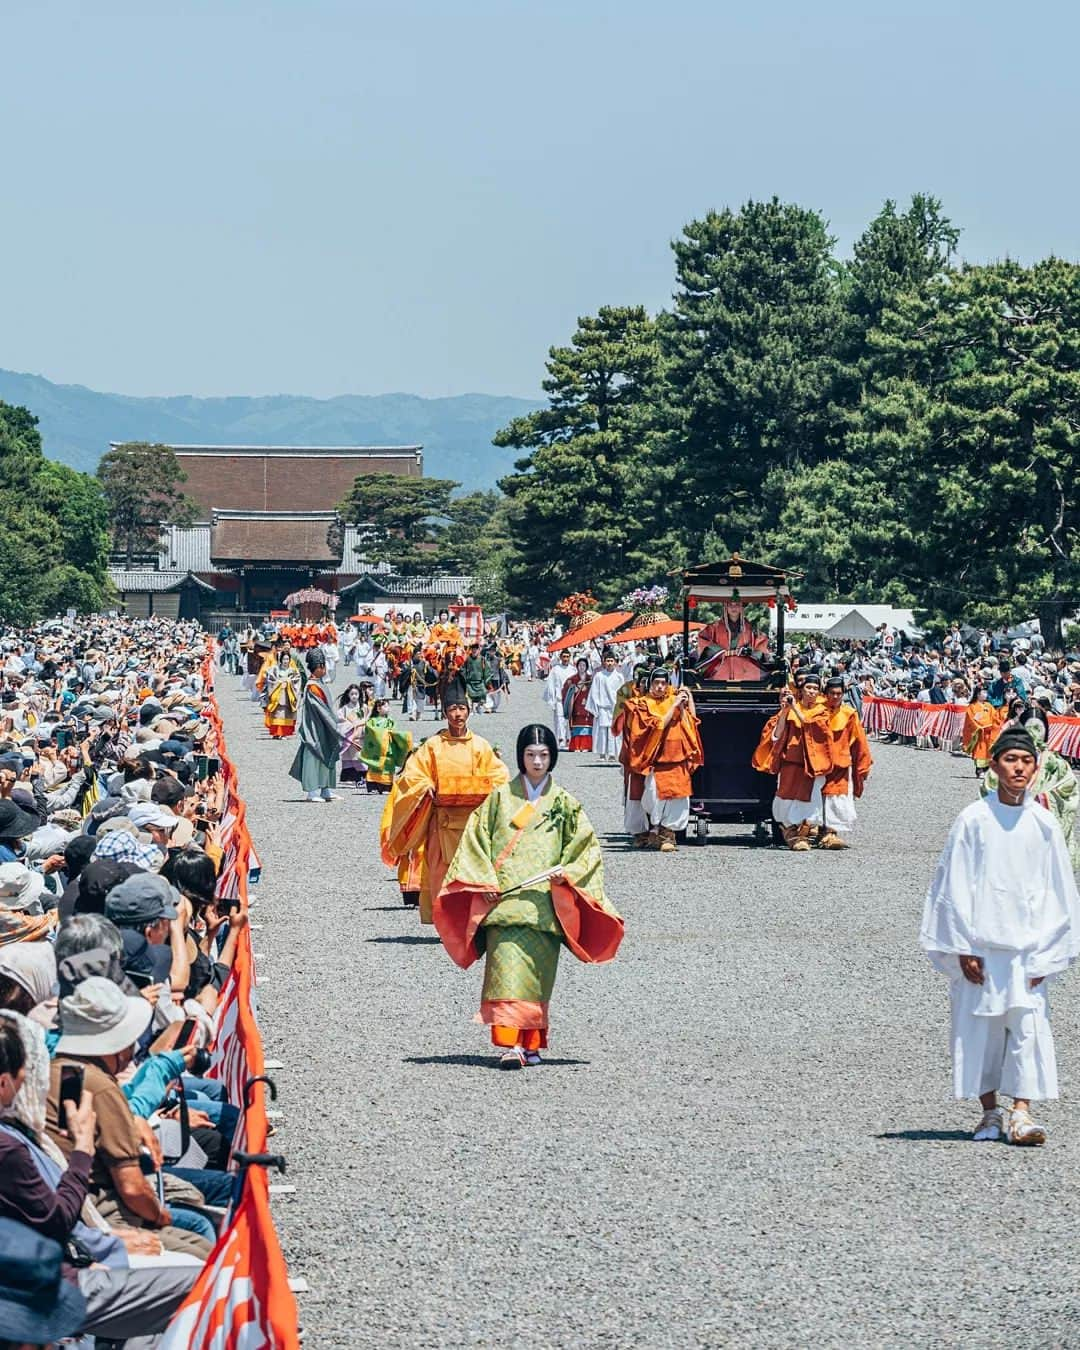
444 774 617 1025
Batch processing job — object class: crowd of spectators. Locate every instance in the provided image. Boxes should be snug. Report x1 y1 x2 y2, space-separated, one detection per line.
0 616 250 1347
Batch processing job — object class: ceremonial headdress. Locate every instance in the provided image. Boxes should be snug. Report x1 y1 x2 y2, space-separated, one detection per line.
442 676 469 713
989 727 1038 759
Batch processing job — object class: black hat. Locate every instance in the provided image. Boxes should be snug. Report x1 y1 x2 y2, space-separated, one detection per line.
990 727 1038 760
442 676 469 713
800 668 823 687
824 676 844 691
0 798 41 840
516 723 558 774
0 1218 87 1343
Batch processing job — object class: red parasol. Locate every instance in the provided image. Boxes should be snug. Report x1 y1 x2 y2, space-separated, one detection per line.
614 618 705 643
547 611 634 654
349 614 385 629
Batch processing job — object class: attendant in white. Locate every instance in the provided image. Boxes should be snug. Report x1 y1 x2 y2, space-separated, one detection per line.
322 636 340 684
372 648 390 699
354 637 375 681
544 651 575 749
586 651 624 761
920 726 1080 1146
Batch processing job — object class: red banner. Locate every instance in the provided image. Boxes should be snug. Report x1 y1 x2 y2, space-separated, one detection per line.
162 658 300 1349
863 696 1080 760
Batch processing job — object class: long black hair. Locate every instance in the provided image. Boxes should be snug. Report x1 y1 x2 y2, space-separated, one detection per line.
516 723 558 774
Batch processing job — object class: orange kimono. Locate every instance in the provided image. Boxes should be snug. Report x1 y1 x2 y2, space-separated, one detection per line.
383 729 509 923
380 784 425 902
822 704 873 799
963 699 1000 769
625 694 704 799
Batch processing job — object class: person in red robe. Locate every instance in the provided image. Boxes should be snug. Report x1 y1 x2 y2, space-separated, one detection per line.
696 599 770 680
561 658 594 751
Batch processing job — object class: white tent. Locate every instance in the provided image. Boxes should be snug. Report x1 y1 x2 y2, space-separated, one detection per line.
772 602 922 638
825 609 880 640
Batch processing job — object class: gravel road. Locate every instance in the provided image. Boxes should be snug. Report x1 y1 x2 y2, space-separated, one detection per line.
219 675 1080 1349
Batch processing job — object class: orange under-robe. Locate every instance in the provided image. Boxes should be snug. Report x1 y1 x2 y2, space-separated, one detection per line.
752 702 833 801
963 699 1001 767
383 728 509 923
380 785 425 899
822 704 873 799
625 694 704 799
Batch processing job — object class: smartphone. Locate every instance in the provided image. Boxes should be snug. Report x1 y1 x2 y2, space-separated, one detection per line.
195 755 209 781
176 1018 198 1048
59 1064 84 1117
205 757 220 778
55 727 71 750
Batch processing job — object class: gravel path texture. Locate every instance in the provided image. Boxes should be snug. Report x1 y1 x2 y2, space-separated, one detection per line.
219 675 1080 1349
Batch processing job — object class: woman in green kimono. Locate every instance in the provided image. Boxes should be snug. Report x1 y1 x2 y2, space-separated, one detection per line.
436 723 624 1068
360 699 413 793
981 707 1079 868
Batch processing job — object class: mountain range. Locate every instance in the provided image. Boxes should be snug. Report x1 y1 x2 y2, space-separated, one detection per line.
0 369 541 492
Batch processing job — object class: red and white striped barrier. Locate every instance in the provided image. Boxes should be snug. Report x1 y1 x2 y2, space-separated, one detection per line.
863 696 1080 760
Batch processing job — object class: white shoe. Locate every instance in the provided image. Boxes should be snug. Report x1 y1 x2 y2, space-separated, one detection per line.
321 793 342 802
1007 1106 1047 1146
972 1107 1005 1142
523 1050 543 1066
498 1048 526 1070
305 793 320 802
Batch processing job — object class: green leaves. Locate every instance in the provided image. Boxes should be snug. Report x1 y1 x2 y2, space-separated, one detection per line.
97 441 196 567
0 400 108 622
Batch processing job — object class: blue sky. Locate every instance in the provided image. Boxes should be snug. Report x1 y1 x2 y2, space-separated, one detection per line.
3 0 1078 400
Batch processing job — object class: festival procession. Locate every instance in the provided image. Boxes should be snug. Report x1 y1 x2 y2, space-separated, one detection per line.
8 4 1080 1343
2 556 1080 1344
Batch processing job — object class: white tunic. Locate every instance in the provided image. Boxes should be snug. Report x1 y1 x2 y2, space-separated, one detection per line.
920 795 1080 1099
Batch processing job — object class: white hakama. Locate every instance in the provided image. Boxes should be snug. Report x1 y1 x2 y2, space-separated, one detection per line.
642 772 689 832
921 795 1080 1101
586 669 625 759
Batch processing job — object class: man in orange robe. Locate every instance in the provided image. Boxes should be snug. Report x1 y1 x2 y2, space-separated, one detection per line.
752 670 833 850
625 668 704 853
817 675 873 849
383 676 509 923
612 665 649 844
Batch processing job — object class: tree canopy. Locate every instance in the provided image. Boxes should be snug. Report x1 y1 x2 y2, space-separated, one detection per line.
490 194 1080 638
97 442 195 567
0 400 110 622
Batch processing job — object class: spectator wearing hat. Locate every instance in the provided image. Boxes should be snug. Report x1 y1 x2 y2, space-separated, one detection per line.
0 1217 87 1348
44 976 212 1258
105 872 189 997
0 1019 200 1342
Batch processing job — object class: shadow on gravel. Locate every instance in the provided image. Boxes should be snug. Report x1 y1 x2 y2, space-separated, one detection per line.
366 935 442 945
877 1129 971 1142
403 1054 591 1069
363 905 412 912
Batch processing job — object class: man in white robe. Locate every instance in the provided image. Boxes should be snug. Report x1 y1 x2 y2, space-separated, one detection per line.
586 651 624 761
544 650 575 749
920 726 1080 1145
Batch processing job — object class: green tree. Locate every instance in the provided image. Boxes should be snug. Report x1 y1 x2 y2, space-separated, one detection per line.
847 258 1080 635
97 442 196 567
37 461 111 578
338 473 458 574
657 199 841 557
0 400 108 621
496 305 660 609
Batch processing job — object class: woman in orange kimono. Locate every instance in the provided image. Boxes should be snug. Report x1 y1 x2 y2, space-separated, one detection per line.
963 687 1001 778
383 677 509 923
